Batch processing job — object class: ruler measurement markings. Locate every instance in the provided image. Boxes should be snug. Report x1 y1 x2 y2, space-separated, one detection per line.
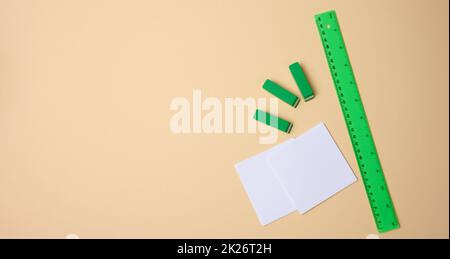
315 11 399 233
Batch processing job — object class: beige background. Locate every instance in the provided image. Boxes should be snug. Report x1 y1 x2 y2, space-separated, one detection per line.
0 0 448 239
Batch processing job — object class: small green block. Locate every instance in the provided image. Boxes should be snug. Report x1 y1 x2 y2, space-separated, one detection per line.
253 109 293 133
262 79 300 107
289 62 315 101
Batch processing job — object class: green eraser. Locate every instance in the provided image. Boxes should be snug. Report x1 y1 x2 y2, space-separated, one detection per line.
289 62 315 101
262 79 300 108
253 109 293 133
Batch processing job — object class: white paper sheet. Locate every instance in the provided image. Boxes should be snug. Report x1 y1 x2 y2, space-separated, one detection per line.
235 140 296 225
267 123 357 214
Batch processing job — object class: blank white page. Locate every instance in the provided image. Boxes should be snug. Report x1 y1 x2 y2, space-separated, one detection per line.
235 140 296 226
267 123 357 214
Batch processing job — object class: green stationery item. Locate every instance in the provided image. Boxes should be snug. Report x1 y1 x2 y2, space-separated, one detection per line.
289 62 315 101
262 79 300 108
315 10 399 233
253 109 293 133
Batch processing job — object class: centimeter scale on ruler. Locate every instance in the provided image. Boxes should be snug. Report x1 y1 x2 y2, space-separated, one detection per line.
315 10 399 233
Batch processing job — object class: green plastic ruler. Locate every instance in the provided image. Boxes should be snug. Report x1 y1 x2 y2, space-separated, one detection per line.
315 10 399 233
